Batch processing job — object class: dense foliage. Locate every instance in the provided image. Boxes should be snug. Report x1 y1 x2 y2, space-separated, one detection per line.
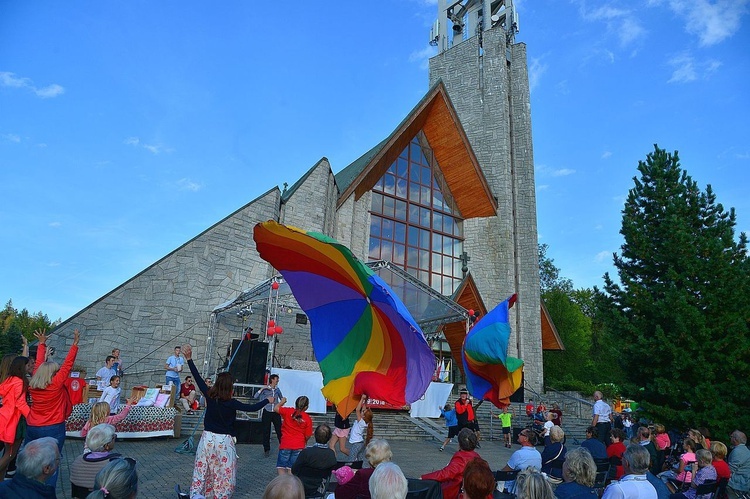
0 300 55 358
598 146 750 436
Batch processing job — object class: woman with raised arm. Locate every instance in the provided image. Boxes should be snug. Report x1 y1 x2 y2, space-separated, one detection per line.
26 327 80 486
182 343 273 499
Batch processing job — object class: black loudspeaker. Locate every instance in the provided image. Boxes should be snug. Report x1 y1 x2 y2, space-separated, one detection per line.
509 373 525 403
228 340 269 384
235 420 265 444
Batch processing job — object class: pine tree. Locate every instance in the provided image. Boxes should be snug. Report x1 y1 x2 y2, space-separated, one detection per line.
599 145 750 435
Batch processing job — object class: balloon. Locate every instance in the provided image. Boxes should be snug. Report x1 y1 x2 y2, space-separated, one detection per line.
268 319 275 327
274 326 283 334
271 282 280 290
468 309 475 317
267 327 275 336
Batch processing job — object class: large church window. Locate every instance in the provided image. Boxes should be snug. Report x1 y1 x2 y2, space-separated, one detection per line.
368 134 464 296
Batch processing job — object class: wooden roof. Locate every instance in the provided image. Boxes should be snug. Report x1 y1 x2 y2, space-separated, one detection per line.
541 300 565 351
336 81 497 219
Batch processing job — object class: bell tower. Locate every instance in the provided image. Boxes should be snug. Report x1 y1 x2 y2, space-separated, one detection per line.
428 0 543 395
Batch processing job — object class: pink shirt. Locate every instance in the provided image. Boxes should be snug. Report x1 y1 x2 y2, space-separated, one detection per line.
655 433 671 450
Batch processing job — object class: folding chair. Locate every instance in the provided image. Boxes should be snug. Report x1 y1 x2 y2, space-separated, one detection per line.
593 459 611 495
692 479 718 498
494 469 520 498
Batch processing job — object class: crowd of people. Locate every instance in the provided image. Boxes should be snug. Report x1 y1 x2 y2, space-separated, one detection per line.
4 333 750 499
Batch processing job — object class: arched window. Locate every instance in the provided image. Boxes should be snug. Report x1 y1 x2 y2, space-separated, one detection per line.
368 134 464 296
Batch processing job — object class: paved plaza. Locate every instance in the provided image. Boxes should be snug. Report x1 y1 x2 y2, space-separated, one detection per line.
54 434 518 498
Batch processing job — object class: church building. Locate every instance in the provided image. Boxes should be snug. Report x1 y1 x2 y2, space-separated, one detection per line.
52 0 561 398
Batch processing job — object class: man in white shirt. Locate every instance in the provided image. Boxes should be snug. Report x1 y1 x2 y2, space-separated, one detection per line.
96 356 117 389
602 444 657 499
499 428 542 493
592 390 612 447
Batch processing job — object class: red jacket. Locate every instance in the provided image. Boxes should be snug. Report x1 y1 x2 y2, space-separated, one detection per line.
27 343 78 427
422 449 483 499
0 376 30 443
455 400 475 424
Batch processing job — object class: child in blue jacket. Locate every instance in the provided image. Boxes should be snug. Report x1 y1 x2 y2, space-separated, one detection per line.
439 403 459 451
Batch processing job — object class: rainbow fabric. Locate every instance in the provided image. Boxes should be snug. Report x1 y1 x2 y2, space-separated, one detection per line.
253 220 435 417
462 294 524 408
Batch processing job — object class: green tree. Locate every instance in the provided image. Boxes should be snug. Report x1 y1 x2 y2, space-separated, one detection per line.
0 299 55 357
598 145 750 436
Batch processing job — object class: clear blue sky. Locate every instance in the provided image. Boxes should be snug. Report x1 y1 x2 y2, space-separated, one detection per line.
2 0 748 322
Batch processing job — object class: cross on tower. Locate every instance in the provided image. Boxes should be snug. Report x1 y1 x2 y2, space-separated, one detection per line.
459 251 471 276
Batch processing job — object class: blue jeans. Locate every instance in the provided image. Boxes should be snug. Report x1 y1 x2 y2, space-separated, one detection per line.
276 449 301 469
25 422 66 486
166 376 181 395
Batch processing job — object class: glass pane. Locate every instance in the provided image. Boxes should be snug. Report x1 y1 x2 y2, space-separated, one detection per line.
371 192 383 213
397 157 408 178
382 218 394 240
408 205 419 224
420 185 431 206
375 177 384 192
432 274 442 294
396 178 407 198
368 238 380 260
454 219 462 237
419 228 430 249
399 145 409 160
421 151 430 166
408 181 420 203
432 253 441 273
409 163 420 182
417 270 429 285
407 246 419 267
419 249 430 269
454 258 463 276
432 233 443 253
384 174 396 195
410 143 422 163
393 244 405 265
408 226 419 247
443 216 454 235
421 166 432 186
395 222 406 243
381 240 393 262
433 190 445 210
395 200 407 221
388 163 396 174
370 216 381 238
420 207 430 228
443 256 454 275
383 196 395 218
433 212 443 233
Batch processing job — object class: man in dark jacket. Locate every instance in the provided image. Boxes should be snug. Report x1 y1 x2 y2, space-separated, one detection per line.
0 436 59 498
292 424 337 496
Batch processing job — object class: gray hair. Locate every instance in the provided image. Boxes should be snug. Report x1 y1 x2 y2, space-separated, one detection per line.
696 448 713 466
515 467 554 499
365 439 393 467
262 474 304 499
458 427 478 451
623 444 650 474
86 424 116 453
732 431 747 445
549 425 565 443
90 458 138 499
562 447 596 487
369 462 408 499
17 437 58 479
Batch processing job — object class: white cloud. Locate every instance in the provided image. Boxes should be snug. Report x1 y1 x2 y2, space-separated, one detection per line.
528 57 548 91
409 45 437 70
177 178 202 192
124 136 173 154
0 72 65 98
35 83 65 98
667 53 697 83
552 168 576 176
618 17 646 47
574 1 646 50
537 184 550 191
594 250 611 263
602 151 612 159
665 0 749 46
736 152 750 159
594 224 603 230
1 133 20 143
48 221 61 227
